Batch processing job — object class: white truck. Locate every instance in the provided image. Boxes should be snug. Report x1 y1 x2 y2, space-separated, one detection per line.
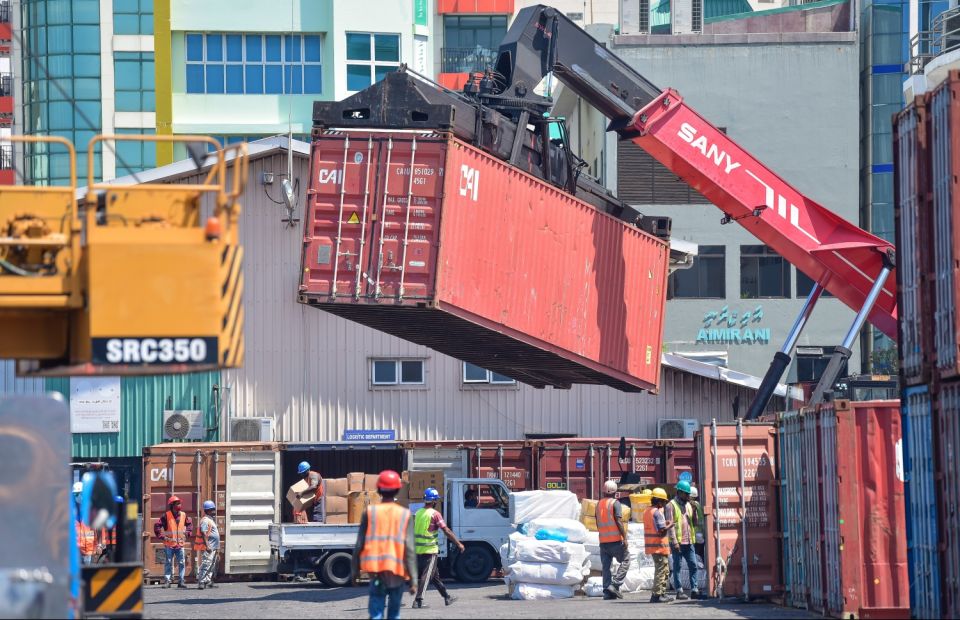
269 478 515 586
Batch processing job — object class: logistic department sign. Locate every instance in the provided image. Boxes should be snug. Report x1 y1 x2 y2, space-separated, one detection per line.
344 429 396 442
696 304 771 345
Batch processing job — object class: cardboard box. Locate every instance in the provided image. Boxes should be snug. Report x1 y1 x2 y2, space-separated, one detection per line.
581 515 598 532
324 495 349 514
405 470 443 500
287 480 315 512
347 473 365 493
580 499 598 519
364 474 380 492
580 500 629 531
325 477 349 497
325 514 349 525
348 490 381 523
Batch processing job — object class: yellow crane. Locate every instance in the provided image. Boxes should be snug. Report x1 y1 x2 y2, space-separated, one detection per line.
0 134 247 376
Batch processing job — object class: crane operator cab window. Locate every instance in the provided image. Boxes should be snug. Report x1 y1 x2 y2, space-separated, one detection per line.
463 483 509 517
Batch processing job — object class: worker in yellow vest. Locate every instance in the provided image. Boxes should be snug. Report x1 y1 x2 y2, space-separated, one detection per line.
596 480 630 600
352 470 418 620
644 488 675 603
667 480 700 599
412 487 464 609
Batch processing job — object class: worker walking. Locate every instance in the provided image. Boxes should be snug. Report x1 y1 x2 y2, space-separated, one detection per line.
296 461 325 523
352 470 418 620
73 481 100 565
668 480 700 599
194 500 220 590
644 488 675 603
597 480 630 600
154 496 193 588
412 487 464 609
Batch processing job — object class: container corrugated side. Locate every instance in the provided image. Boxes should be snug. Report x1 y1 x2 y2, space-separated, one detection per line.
937 381 960 616
300 130 669 393
894 98 933 386
44 371 220 458
902 385 942 619
699 421 781 599
778 411 807 608
931 72 960 380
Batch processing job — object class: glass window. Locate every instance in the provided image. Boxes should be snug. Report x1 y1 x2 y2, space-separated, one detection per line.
205 64 224 93
265 65 283 93
669 245 725 298
442 16 507 73
207 34 223 61
246 35 262 61
400 360 424 384
462 362 516 385
304 35 321 62
226 34 243 62
245 65 263 93
372 360 397 384
114 0 151 35
346 33 400 92
265 35 281 61
115 52 155 112
796 270 834 298
740 245 790 299
372 359 425 386
186 64 204 93
226 65 243 93
186 34 203 61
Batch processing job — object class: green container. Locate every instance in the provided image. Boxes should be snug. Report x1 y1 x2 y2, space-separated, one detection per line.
47 371 221 458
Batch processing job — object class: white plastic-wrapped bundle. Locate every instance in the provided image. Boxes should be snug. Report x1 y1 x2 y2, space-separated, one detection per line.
622 565 656 592
500 531 528 566
587 553 602 572
504 559 590 586
525 518 589 543
510 583 576 600
514 538 574 564
583 576 605 597
510 490 581 523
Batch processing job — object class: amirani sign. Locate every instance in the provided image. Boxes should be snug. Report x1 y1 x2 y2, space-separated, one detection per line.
696 304 771 345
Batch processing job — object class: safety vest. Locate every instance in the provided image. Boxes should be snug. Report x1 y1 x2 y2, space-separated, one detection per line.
669 499 697 544
77 520 96 556
643 507 670 556
164 510 187 549
359 502 411 578
596 498 623 544
194 516 214 551
414 508 439 555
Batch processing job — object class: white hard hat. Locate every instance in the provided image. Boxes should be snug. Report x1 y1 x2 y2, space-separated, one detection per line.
603 480 618 494
72 481 83 494
689 485 698 499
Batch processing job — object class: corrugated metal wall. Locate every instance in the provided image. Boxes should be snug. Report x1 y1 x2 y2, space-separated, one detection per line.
0 360 46 394
44 372 221 458
166 147 779 443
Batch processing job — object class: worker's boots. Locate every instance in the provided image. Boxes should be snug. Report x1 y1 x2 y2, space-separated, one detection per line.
444 596 457 606
605 584 623 599
163 580 171 589
675 589 690 600
650 594 675 603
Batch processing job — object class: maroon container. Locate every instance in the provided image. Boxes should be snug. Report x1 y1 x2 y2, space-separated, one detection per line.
894 97 934 386
936 381 960 617
299 130 669 392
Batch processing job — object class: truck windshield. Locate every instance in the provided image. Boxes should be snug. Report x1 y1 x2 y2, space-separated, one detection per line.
463 483 509 517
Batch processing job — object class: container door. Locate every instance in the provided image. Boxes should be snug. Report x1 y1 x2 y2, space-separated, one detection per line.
699 421 781 600
224 450 280 574
938 383 960 617
364 134 446 301
406 447 468 480
778 412 808 609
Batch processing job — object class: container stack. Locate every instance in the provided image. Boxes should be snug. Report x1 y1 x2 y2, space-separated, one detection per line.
893 69 960 619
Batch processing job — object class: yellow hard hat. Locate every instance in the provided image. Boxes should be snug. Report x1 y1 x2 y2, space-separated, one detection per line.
651 487 669 501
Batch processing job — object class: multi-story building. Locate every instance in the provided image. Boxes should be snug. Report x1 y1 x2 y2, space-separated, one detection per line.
14 0 156 185
0 0 12 185
153 0 433 164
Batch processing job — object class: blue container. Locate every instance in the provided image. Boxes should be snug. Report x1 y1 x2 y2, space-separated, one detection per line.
902 385 941 619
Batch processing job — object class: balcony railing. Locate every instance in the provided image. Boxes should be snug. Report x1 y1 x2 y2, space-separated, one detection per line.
0 2 10 24
910 6 960 74
0 74 12 97
440 46 498 74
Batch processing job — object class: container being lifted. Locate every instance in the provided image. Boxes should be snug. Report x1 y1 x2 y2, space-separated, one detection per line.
299 126 669 392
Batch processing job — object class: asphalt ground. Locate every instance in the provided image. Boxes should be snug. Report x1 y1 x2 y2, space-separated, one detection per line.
144 580 818 619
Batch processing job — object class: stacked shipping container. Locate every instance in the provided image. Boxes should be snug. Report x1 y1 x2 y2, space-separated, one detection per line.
893 69 960 618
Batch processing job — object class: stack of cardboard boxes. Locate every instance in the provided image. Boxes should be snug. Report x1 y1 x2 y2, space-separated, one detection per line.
285 470 444 524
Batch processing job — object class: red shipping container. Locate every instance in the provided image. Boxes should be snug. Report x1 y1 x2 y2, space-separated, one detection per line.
936 381 960 617
299 130 669 392
779 401 909 618
894 97 934 386
699 421 781 600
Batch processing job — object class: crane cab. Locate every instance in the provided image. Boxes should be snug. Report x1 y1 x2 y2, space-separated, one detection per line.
0 135 247 376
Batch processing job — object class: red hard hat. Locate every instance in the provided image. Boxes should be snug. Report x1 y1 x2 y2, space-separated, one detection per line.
377 470 403 491
168 495 182 505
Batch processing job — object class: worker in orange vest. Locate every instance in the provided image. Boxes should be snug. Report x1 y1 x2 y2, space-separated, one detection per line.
644 488 676 603
351 470 418 620
596 480 631 600
73 481 103 565
153 496 193 588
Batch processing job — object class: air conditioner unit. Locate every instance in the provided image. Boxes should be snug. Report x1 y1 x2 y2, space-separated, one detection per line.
657 418 699 439
162 410 205 441
229 417 274 442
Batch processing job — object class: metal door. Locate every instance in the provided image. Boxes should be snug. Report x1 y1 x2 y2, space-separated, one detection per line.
225 450 280 574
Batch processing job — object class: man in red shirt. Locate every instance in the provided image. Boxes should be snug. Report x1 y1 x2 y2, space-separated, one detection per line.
154 496 194 588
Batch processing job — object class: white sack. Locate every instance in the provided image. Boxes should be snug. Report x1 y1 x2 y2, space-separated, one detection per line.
587 553 602 572
514 538 573 564
526 518 589 543
505 559 589 586
584 576 604 597
583 531 600 547
622 565 655 592
510 583 576 600
510 490 581 523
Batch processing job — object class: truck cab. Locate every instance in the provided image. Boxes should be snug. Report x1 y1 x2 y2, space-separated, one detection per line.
442 478 513 582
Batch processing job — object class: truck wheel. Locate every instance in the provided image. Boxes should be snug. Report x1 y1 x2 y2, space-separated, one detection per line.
319 552 354 587
454 546 494 583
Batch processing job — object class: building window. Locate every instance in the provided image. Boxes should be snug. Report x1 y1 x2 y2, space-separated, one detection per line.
740 245 790 298
113 0 152 35
441 16 507 73
346 32 400 91
796 270 834 298
185 33 322 95
114 52 155 112
114 128 157 177
669 245 725 298
371 359 425 386
462 362 516 385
